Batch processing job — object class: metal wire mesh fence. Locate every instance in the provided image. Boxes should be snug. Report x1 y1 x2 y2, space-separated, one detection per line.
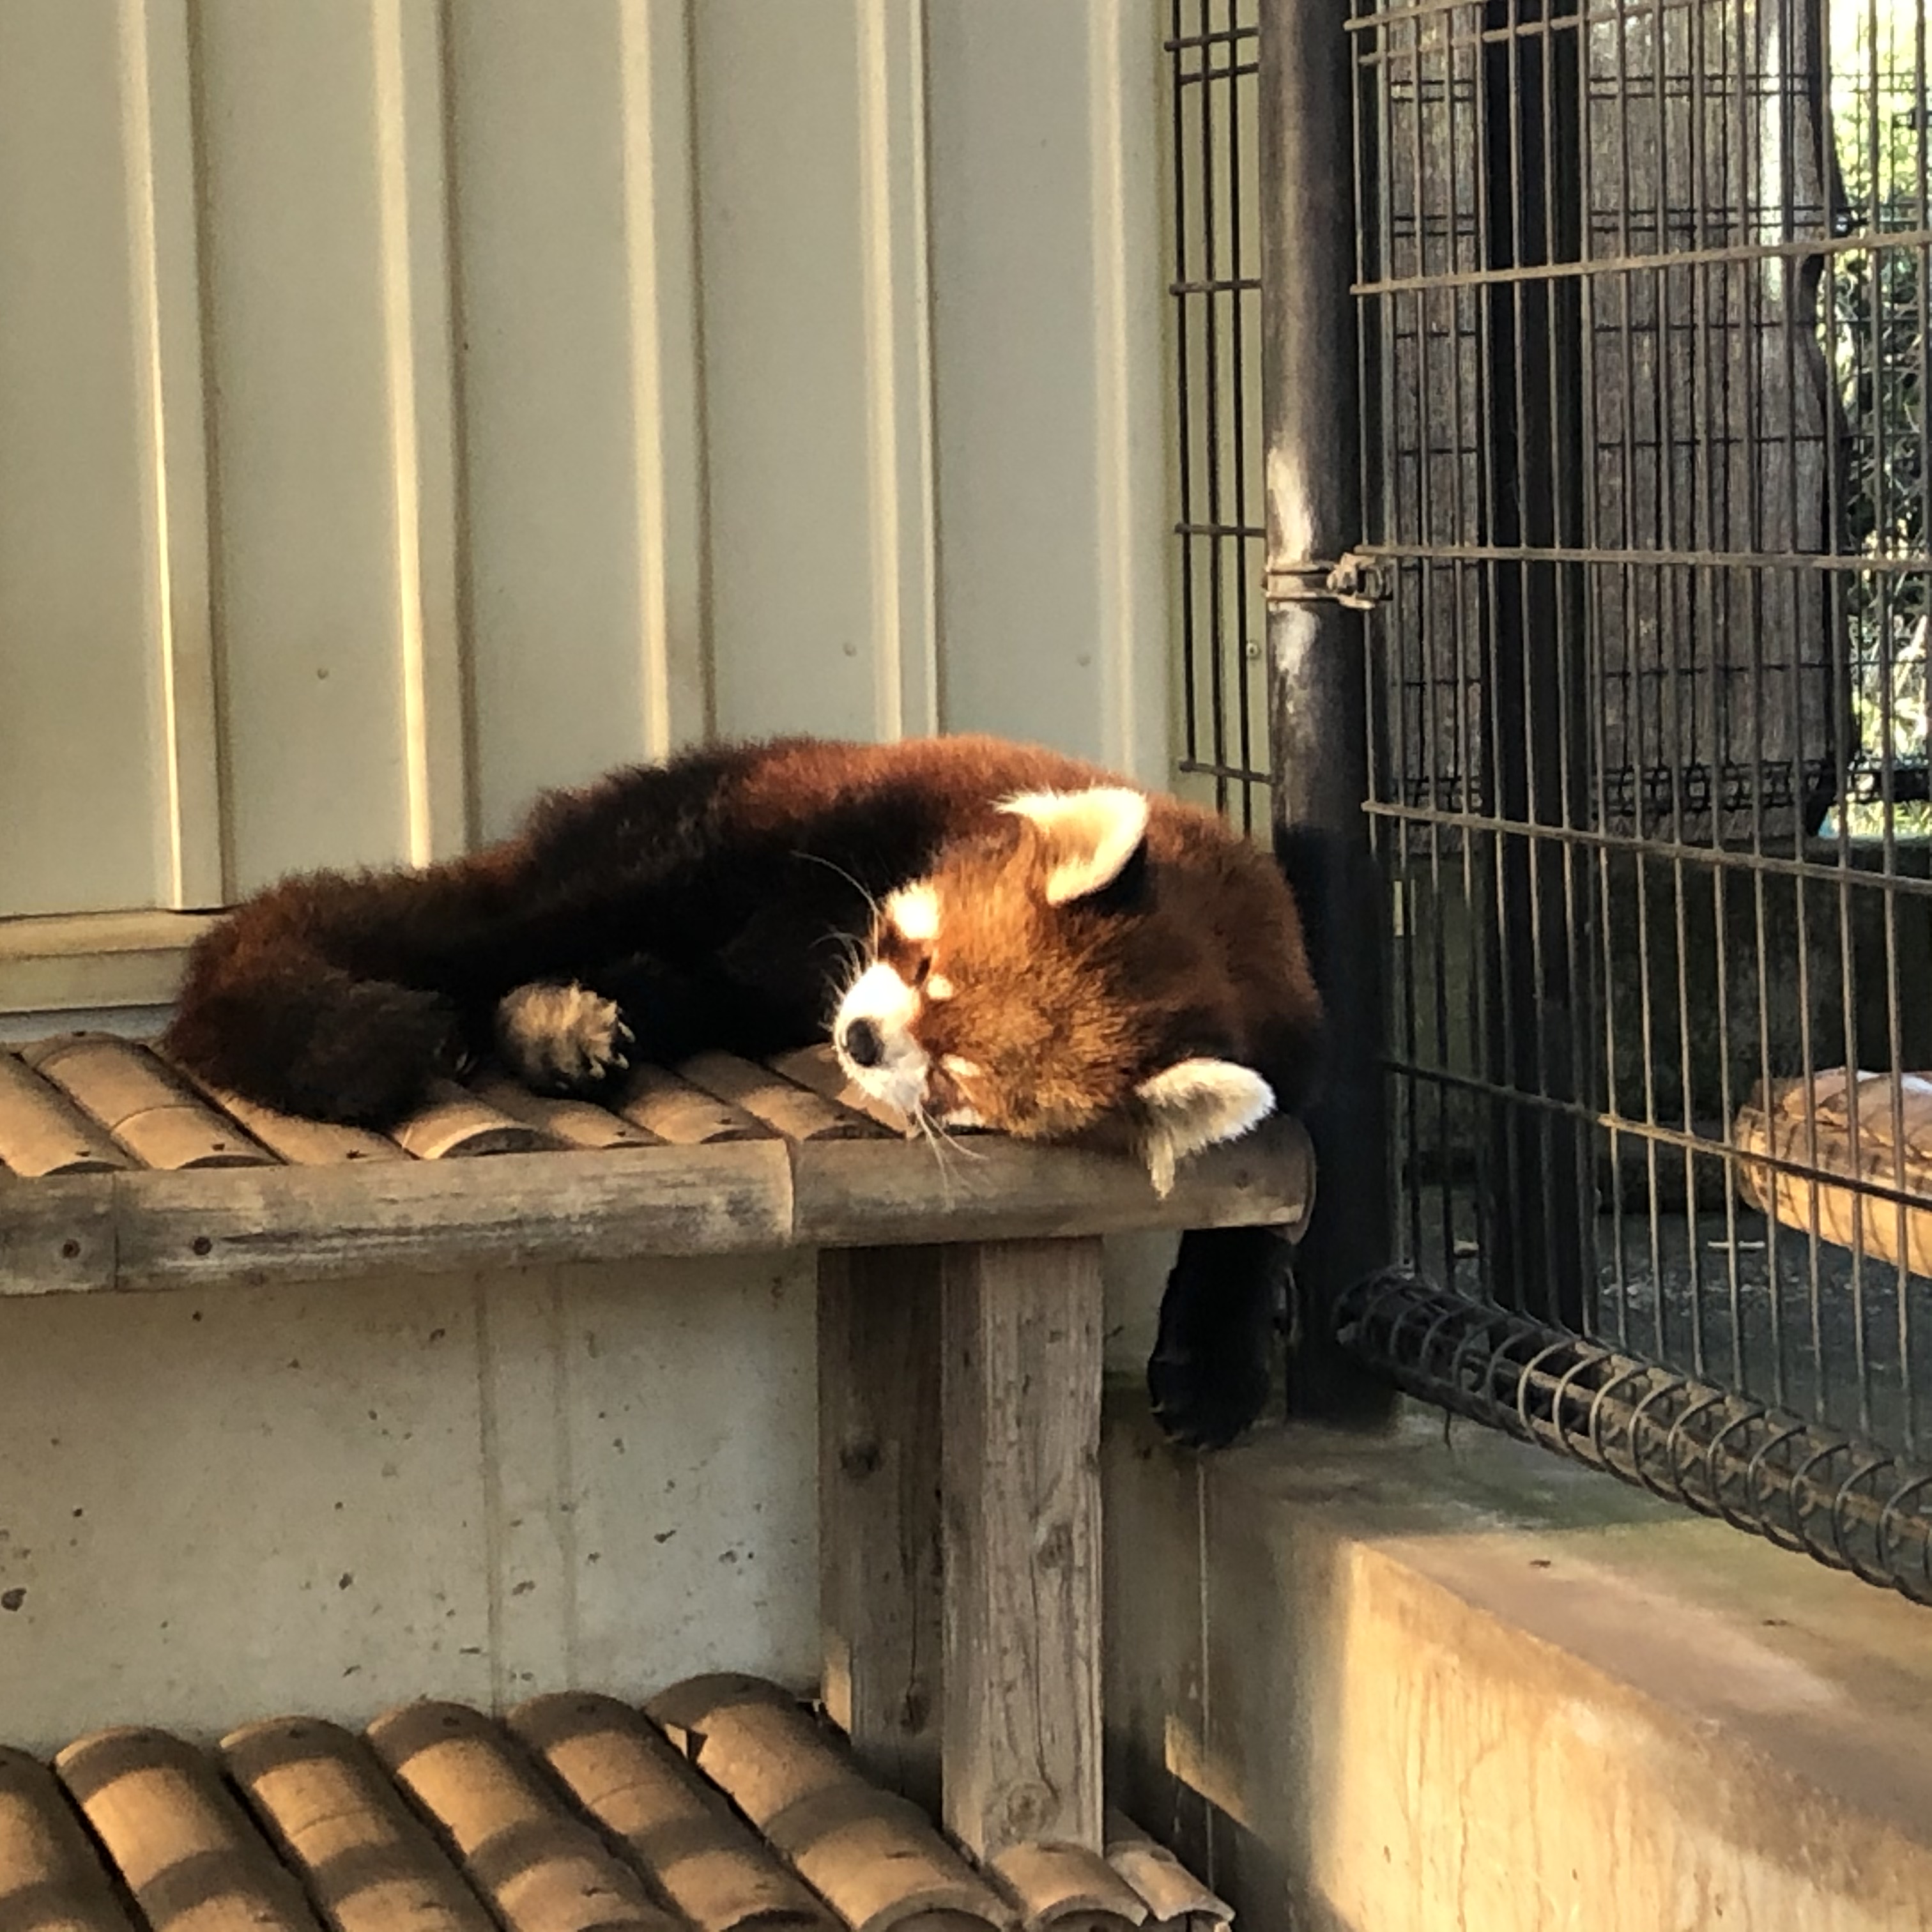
1169 0 1271 831
1326 0 1932 1598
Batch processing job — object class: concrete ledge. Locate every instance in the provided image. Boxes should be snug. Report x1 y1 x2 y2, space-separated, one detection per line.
1103 1397 1932 1932
0 911 213 1016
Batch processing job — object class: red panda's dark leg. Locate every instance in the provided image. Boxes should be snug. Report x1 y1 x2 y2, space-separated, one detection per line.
1147 1224 1293 1448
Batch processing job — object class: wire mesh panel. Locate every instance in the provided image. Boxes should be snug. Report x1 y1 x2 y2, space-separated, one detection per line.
1169 0 1270 831
1337 0 1932 1596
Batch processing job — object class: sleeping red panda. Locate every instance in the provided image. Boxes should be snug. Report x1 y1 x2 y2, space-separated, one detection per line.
165 734 1324 1446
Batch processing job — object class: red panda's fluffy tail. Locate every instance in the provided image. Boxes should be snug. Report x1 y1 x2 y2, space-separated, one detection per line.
165 874 466 1126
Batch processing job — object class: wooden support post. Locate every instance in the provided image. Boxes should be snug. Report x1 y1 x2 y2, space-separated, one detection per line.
939 1236 1105 1858
816 1246 945 1814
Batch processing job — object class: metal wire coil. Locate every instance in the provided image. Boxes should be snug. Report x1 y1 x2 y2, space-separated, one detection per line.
1335 1268 1932 1603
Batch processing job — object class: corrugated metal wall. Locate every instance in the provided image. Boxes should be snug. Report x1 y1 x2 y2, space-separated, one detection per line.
0 0 1169 921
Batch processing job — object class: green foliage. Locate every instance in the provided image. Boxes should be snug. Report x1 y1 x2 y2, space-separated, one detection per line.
1824 33 1932 833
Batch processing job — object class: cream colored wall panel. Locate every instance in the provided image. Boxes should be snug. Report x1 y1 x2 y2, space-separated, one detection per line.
197 0 465 891
6 0 1177 954
694 0 937 744
449 0 707 841
0 1255 817 1754
375 0 470 868
925 0 1169 781
853 0 940 742
0 3 178 917
124 0 225 911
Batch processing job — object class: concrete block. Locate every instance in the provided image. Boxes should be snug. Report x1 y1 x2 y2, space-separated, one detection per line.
1104 1399 1932 1932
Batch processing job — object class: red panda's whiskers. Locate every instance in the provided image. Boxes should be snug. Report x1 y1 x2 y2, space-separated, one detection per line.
927 1112 984 1165
909 1104 958 1204
792 850 884 926
818 930 869 1015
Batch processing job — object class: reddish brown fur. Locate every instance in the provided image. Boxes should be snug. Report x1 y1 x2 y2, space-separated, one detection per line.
167 733 1321 1134
165 733 1324 1450
864 795 1319 1140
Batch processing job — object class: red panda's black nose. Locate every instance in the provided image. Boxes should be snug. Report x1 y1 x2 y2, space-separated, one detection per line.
843 1018 885 1068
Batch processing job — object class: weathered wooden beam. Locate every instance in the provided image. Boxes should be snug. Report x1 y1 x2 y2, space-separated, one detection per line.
793 1119 1312 1248
818 1246 946 1814
939 1237 1105 1859
108 1144 795 1289
0 1144 794 1297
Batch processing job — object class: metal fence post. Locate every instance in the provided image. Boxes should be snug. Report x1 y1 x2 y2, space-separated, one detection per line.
1259 0 1396 1422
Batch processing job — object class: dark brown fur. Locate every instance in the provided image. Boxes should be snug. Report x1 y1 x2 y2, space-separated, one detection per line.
168 735 1321 1132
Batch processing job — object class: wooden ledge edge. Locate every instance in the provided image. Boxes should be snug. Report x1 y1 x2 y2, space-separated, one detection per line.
0 1116 1315 1299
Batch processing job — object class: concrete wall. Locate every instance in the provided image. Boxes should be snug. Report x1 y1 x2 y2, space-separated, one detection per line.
1105 1399 1932 1932
0 1254 820 1756
0 1232 1172 1754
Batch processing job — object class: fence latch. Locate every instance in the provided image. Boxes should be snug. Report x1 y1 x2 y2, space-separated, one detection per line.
1325 550 1388 610
1264 549 1388 610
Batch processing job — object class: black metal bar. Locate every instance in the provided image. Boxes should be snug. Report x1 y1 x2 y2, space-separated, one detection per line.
1358 799 1932 894
1476 0 1593 1327
1170 0 1204 801
1261 0 1397 1423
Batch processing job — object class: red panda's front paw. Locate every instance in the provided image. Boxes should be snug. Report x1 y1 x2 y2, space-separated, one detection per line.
1147 1347 1272 1452
494 981 632 1095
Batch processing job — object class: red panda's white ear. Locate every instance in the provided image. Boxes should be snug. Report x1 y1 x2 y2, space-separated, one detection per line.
998 786 1151 906
1134 1059 1275 1195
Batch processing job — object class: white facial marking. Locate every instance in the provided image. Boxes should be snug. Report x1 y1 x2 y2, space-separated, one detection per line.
834 961 929 1117
885 882 940 944
926 974 954 1002
1133 1059 1275 1196
933 1056 985 1130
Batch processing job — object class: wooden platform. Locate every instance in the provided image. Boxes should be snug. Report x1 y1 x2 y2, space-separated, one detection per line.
0 1675 1232 1932
0 1036 1311 1296
0 1031 1313 1869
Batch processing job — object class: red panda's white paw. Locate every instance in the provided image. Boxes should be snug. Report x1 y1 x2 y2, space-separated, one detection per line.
494 981 631 1094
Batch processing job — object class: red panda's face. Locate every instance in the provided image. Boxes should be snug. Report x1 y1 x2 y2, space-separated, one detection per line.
831 786 1278 1192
